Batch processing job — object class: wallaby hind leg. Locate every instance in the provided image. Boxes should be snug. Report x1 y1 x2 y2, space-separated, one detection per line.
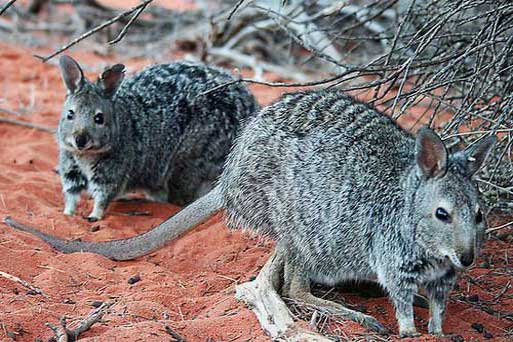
236 247 332 341
282 261 389 334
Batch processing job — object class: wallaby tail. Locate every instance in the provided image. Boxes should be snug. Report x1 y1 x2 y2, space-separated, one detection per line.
4 187 223 261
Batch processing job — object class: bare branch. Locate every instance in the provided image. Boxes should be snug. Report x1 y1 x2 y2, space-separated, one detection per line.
0 270 50 299
45 302 113 341
0 116 55 133
108 0 152 45
0 0 17 16
227 0 247 21
34 0 154 62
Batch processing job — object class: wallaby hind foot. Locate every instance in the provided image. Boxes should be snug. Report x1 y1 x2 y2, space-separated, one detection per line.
281 255 389 335
235 249 332 341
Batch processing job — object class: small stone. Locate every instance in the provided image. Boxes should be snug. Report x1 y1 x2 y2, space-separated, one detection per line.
451 335 464 342
484 331 493 339
480 260 490 269
471 322 484 333
249 275 256 281
90 225 100 232
90 300 103 308
63 298 75 304
467 294 479 302
13 288 19 295
128 274 141 284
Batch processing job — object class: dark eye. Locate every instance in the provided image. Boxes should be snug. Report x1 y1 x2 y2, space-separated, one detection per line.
66 110 74 120
94 113 104 125
435 208 451 223
476 210 483 224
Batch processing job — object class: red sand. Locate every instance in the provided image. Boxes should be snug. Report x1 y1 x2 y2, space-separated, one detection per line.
1 42 513 342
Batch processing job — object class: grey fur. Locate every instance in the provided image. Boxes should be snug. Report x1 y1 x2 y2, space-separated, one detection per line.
56 55 258 221
7 88 495 336
220 89 495 336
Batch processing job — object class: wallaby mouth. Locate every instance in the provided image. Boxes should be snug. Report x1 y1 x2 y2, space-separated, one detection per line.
446 252 464 269
64 137 109 155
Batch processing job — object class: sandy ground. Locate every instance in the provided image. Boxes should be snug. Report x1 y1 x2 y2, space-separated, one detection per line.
0 20 513 342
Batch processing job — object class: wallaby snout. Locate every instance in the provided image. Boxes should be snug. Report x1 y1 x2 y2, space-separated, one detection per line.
74 132 90 150
459 248 475 267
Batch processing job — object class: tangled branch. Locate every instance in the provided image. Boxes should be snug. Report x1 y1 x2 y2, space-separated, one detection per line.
1 0 512 207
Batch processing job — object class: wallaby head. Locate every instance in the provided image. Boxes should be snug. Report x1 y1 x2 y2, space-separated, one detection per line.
57 55 125 155
410 127 496 269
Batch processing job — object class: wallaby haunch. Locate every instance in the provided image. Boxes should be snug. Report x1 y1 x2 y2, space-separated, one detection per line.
55 55 258 221
6 89 496 337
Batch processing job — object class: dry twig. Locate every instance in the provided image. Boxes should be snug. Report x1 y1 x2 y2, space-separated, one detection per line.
46 302 113 342
0 270 50 299
0 116 55 133
34 0 154 62
0 0 17 16
108 0 152 45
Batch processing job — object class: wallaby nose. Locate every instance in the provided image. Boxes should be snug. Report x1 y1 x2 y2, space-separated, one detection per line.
74 133 89 150
459 250 475 267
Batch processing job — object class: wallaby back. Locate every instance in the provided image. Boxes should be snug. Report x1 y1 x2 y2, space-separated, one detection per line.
219 89 492 278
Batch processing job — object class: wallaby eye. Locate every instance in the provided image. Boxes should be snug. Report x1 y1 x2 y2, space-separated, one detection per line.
94 113 104 125
435 207 451 223
66 110 74 120
476 210 483 224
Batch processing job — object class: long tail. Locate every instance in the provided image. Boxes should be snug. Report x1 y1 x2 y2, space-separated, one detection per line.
4 187 223 261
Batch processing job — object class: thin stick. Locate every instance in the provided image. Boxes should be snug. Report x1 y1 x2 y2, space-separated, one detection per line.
0 270 50 299
108 0 152 45
164 325 186 342
0 0 17 16
46 318 68 342
487 220 513 233
227 0 247 21
46 302 113 341
197 73 352 98
0 107 23 116
68 301 113 338
112 211 151 217
34 0 154 62
0 117 55 133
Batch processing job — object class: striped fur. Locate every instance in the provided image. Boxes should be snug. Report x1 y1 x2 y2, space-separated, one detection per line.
219 88 494 335
57 57 258 220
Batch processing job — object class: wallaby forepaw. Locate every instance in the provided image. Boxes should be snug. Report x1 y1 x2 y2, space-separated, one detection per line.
86 206 104 222
428 327 444 336
63 208 75 216
428 319 443 336
399 329 421 338
85 215 100 222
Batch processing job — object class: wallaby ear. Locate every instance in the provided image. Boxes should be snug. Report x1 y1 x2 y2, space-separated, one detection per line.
98 64 125 98
415 126 448 179
59 55 84 94
461 135 496 175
